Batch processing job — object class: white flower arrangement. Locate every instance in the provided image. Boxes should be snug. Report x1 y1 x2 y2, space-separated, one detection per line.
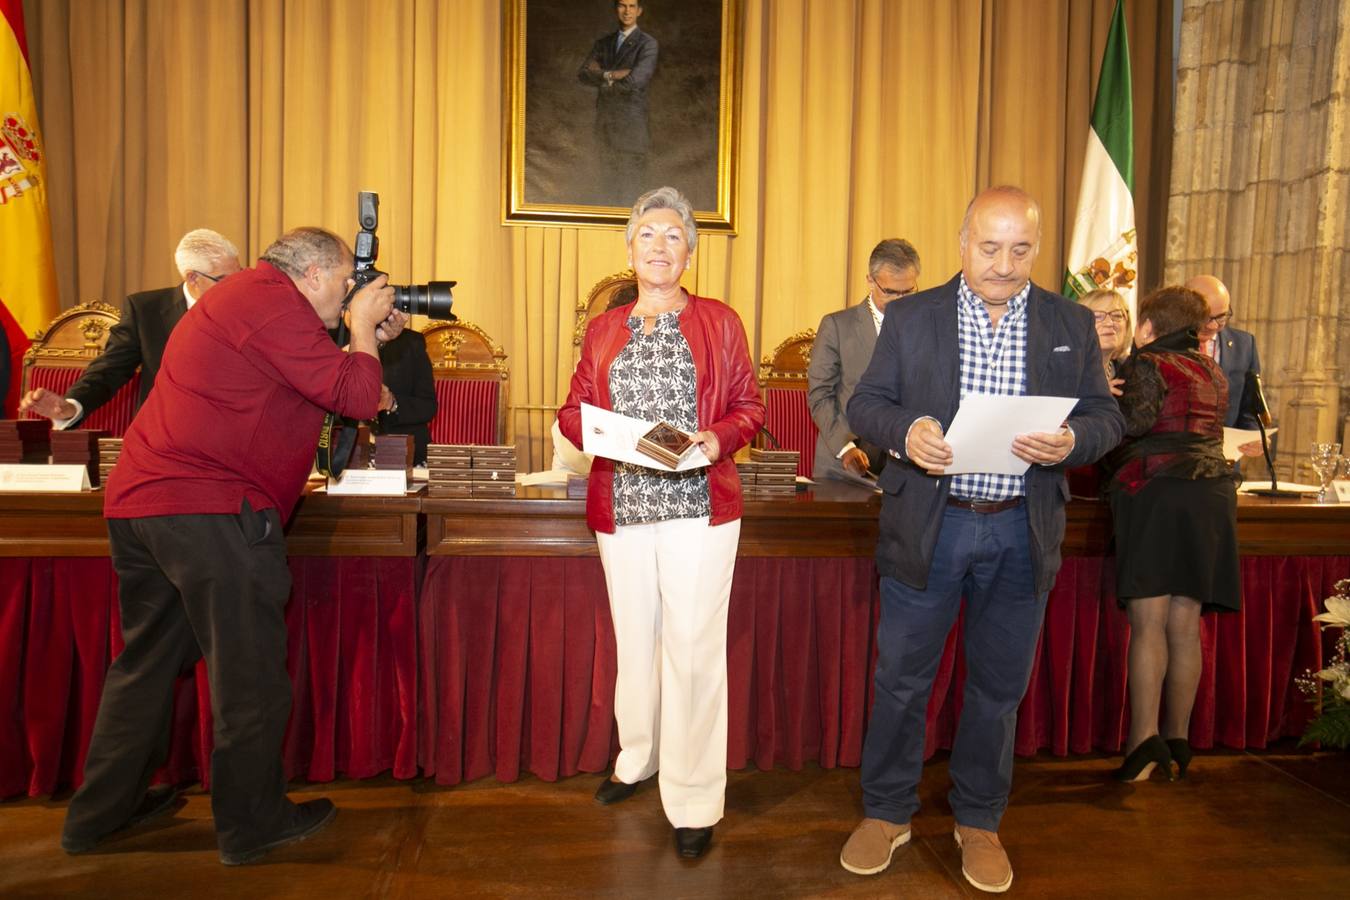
1299 579 1350 748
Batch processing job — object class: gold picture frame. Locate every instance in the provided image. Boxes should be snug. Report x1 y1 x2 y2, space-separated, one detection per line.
503 0 739 232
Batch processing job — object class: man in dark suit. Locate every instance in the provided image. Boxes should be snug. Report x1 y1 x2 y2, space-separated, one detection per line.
578 1 659 205
839 187 1124 892
376 329 437 465
19 229 241 427
1185 274 1265 436
808 238 921 483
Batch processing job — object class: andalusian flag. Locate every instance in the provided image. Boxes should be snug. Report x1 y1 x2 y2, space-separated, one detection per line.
1 0 59 414
1063 0 1137 313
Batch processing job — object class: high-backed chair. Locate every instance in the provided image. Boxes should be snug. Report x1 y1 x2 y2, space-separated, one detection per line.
758 330 818 478
573 269 637 361
421 319 509 445
21 301 141 436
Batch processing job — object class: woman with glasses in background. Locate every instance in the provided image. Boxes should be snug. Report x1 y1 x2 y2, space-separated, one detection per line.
1080 288 1132 397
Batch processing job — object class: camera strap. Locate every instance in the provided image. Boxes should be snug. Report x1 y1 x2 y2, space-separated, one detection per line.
315 310 358 479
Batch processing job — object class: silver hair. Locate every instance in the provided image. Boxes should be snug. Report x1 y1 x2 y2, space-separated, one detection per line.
173 229 240 277
625 186 698 253
258 227 350 279
959 185 1043 242
868 238 921 277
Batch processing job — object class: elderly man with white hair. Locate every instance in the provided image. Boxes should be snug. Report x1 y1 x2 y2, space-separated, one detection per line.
20 228 241 428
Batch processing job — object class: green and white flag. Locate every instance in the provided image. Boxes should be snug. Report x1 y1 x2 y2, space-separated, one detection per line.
1063 0 1137 312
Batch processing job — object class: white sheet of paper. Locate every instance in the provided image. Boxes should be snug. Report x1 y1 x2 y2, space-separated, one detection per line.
325 468 408 496
1221 426 1274 461
580 403 711 471
1237 480 1321 494
517 469 571 486
942 394 1079 476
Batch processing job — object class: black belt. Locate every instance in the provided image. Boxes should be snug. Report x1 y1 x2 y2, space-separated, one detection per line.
947 496 1024 514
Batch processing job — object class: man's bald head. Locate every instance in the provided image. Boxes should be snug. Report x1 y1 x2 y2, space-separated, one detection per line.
959 186 1042 306
1184 274 1232 343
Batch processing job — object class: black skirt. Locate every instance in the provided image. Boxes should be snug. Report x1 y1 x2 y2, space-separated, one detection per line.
1109 475 1241 613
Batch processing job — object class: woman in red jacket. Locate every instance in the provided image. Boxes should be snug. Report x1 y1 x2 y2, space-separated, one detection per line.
557 186 765 860
1102 285 1241 782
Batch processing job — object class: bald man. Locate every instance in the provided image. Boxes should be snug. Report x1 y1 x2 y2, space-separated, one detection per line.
1183 275 1264 434
841 187 1123 892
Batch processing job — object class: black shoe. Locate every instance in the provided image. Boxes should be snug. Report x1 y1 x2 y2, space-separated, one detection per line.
61 784 186 855
674 826 713 859
594 776 638 805
1113 735 1174 783
219 799 337 866
1166 738 1193 778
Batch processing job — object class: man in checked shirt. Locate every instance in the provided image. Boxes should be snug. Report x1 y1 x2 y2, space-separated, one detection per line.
839 186 1124 892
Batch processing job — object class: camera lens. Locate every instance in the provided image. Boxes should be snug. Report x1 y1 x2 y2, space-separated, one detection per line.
393 281 456 320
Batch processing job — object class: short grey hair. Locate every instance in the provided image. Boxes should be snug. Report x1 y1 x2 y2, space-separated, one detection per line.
259 227 350 279
868 238 921 278
174 229 239 277
625 186 698 253
959 185 1043 242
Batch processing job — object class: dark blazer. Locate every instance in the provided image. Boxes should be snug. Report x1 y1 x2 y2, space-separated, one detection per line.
577 27 659 152
847 274 1125 595
377 329 437 465
1215 326 1262 429
808 301 879 482
66 285 184 425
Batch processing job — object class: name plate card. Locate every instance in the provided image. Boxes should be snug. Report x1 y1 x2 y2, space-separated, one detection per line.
0 464 92 492
1334 480 1350 503
326 468 408 496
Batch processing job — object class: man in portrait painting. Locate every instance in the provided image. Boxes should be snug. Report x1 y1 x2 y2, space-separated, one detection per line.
578 0 659 205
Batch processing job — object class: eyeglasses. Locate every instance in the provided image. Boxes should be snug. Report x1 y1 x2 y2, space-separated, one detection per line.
192 270 226 283
1092 310 1128 324
1207 310 1233 327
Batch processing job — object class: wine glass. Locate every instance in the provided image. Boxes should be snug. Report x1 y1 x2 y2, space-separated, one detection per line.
1310 442 1343 503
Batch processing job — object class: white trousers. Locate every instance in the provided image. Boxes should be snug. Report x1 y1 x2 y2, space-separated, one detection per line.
595 516 740 828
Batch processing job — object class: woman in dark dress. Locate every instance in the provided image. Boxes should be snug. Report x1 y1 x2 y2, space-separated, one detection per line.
1102 285 1241 781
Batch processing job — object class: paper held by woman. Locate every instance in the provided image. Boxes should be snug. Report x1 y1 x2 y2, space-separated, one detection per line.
580 402 711 471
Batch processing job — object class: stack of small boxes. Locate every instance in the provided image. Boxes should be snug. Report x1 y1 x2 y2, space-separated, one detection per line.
737 447 799 499
426 443 517 498
98 437 123 485
0 419 51 463
50 429 107 486
372 433 413 480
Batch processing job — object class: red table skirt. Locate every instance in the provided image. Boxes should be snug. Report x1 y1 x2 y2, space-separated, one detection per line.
417 555 1348 787
0 557 419 799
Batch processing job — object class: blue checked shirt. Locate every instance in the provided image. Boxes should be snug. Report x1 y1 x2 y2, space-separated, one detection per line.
950 275 1031 501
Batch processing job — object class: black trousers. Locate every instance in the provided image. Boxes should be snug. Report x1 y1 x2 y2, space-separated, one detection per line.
62 501 294 853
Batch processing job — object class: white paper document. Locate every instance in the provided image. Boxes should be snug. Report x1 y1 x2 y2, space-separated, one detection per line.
580 403 711 471
942 394 1079 476
1222 426 1273 462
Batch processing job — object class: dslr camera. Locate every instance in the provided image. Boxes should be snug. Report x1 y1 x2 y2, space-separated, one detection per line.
350 190 456 320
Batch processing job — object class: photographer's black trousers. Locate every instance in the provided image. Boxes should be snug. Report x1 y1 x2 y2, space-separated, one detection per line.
62 501 295 855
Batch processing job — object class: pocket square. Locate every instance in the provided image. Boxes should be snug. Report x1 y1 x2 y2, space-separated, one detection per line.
1053 345 1071 352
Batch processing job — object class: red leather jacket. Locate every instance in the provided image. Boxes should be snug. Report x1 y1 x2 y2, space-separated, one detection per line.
558 293 766 534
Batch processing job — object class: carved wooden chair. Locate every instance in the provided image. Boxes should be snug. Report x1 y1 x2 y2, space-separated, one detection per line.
20 301 140 436
572 269 637 360
758 329 818 477
420 319 510 445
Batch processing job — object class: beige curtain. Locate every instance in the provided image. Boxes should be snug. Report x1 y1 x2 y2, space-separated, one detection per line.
26 0 1171 470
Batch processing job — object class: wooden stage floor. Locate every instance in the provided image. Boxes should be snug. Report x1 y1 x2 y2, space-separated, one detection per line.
2 748 1346 899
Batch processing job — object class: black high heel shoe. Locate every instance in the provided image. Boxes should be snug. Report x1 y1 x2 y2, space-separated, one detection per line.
1165 738 1193 778
1113 735 1174 782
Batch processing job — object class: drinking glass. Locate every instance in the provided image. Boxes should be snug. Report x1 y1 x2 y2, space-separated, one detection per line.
1310 442 1343 503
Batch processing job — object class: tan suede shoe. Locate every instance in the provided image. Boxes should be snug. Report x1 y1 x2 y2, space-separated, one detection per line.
954 825 1013 893
839 817 911 875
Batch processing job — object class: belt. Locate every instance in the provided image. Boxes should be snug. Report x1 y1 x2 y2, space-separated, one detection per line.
946 495 1024 514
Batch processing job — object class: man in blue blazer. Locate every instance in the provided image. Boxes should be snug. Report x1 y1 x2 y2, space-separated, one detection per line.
1186 274 1264 431
578 1 659 205
839 187 1124 892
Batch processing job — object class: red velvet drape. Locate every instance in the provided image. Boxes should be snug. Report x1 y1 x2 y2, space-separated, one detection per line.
24 367 140 437
416 554 1348 787
0 556 418 799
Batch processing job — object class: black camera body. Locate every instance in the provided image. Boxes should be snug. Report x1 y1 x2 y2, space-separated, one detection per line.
351 191 457 321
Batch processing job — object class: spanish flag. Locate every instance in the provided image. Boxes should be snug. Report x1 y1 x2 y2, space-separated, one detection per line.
0 0 59 415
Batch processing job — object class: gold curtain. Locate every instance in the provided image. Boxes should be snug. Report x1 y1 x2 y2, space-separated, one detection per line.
26 0 1171 470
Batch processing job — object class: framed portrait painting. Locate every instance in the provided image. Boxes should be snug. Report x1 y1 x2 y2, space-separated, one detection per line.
503 0 739 232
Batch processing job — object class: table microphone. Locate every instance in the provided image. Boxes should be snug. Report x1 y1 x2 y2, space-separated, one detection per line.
1243 371 1300 497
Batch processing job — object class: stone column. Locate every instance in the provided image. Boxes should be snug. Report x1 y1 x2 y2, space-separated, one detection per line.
1165 0 1349 483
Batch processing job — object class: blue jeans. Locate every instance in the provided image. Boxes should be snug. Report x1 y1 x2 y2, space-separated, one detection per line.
861 504 1048 831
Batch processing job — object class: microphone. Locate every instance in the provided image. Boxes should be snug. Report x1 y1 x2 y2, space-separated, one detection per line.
1244 371 1273 428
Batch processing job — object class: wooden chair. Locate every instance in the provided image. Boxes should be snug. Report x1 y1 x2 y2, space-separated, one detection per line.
421 319 509 445
572 269 637 358
21 301 141 436
758 329 818 478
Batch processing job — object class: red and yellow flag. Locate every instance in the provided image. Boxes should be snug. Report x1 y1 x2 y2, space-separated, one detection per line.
0 0 59 415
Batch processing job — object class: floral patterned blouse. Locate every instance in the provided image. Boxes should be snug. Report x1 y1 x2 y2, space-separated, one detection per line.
608 310 710 525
